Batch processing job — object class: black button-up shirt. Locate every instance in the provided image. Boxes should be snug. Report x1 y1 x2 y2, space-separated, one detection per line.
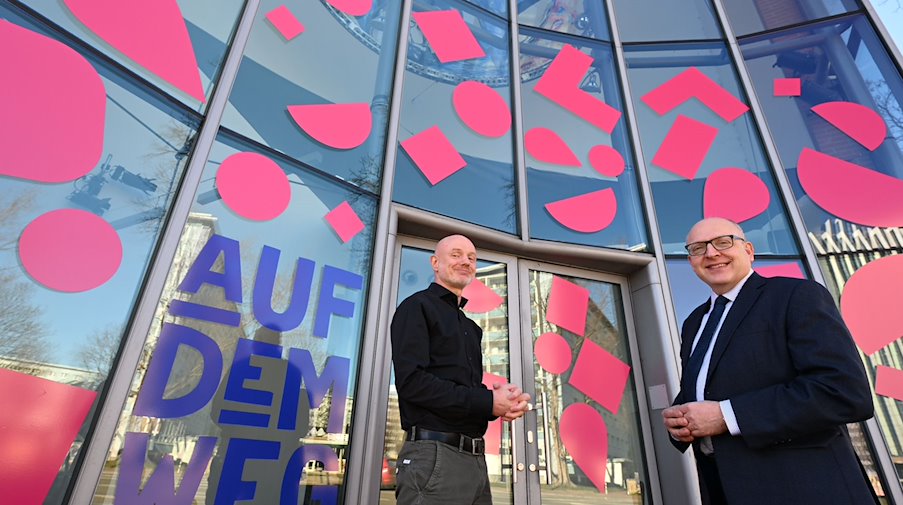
391 282 494 438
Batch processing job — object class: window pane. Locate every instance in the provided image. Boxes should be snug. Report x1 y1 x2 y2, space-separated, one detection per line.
19 0 245 110
610 0 722 42
739 15 903 233
222 0 403 190
722 0 859 37
0 7 199 503
517 0 611 41
872 0 903 56
623 43 798 255
89 133 376 504
520 31 649 250
393 2 518 233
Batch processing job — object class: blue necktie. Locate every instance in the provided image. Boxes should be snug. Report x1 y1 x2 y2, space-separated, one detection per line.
682 296 729 402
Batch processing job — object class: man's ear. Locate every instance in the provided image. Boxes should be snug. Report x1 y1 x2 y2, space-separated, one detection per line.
430 255 439 271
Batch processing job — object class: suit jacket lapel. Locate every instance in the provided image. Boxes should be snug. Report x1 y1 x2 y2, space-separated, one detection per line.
705 272 766 383
680 304 708 365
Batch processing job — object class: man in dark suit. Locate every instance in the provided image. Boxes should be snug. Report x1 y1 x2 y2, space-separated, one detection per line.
663 217 877 504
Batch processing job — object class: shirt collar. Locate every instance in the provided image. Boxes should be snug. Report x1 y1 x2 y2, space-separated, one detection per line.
709 269 753 307
428 282 469 309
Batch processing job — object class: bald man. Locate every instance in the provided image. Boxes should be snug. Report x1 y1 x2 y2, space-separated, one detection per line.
663 218 876 504
391 234 529 504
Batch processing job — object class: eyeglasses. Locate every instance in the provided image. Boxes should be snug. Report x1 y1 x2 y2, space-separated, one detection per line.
685 234 746 256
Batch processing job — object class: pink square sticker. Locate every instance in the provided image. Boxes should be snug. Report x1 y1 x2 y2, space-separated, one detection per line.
325 201 365 243
412 10 485 63
546 275 590 336
773 78 801 97
400 126 467 185
266 5 304 41
569 339 631 414
0 369 97 505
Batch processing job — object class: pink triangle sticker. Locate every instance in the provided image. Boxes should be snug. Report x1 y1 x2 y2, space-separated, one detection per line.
1 21 105 183
525 128 581 166
288 103 372 149
462 278 504 313
703 168 770 223
63 0 205 102
545 189 618 233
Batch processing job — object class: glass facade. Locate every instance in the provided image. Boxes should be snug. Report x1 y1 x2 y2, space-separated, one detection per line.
2 0 903 503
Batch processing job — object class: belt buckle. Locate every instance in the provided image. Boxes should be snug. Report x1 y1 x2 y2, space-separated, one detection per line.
471 437 484 455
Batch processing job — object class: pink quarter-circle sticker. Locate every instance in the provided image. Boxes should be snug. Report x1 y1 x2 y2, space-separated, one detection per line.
452 81 511 138
545 188 618 234
216 152 291 221
1 21 106 183
19 209 122 292
811 101 887 151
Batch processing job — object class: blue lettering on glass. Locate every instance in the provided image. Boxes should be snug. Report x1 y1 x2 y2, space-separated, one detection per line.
214 438 280 505
313 265 363 338
177 234 243 303
280 349 350 433
115 433 216 505
133 323 224 418
281 445 341 505
218 338 283 428
253 245 316 332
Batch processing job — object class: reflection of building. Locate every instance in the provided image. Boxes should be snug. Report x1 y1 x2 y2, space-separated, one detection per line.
810 219 903 478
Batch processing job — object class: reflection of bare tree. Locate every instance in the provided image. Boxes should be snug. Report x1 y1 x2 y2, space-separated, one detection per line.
76 324 123 375
0 272 51 363
0 192 36 255
868 81 903 145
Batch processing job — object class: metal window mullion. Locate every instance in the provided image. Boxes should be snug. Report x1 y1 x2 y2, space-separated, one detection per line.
67 1 261 503
603 1 680 503
861 0 903 76
343 0 414 499
508 11 530 241
708 0 903 503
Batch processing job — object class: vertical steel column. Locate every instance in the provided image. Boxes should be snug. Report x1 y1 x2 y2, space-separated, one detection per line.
507 0 531 241
342 0 413 500
708 0 903 502
68 1 262 503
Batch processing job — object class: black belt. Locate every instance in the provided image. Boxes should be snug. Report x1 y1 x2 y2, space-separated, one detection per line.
406 427 485 455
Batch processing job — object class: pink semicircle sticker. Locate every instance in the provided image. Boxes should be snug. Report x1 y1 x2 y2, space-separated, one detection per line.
545 188 617 233
1 21 105 183
812 101 887 151
216 152 291 221
525 128 581 167
19 209 122 292
288 103 372 149
63 0 205 102
453 81 511 138
462 278 504 313
325 0 373 16
703 168 770 223
560 403 609 494
798 148 903 228
535 332 572 375
588 145 625 178
841 254 903 356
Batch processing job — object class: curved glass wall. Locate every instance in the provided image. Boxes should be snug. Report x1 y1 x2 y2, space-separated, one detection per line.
519 29 648 250
623 42 799 255
516 0 611 42
222 0 403 191
89 132 376 504
720 0 859 37
392 0 518 233
0 4 202 502
19 0 246 111
610 0 722 42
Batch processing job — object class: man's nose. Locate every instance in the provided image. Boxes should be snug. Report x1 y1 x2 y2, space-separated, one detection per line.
703 242 721 256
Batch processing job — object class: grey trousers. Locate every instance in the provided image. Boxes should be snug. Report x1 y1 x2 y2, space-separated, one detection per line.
395 440 492 505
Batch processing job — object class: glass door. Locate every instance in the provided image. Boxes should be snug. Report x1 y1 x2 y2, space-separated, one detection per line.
517 262 650 504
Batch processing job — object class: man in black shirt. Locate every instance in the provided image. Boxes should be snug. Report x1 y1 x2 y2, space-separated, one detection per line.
391 234 530 504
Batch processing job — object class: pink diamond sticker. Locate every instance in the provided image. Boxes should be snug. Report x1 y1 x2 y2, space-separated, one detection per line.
569 339 631 414
773 78 801 97
412 10 485 63
400 126 467 185
325 201 365 243
546 275 589 336
0 369 97 505
266 5 304 41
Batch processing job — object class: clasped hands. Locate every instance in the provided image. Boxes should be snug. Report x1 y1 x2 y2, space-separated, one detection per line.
491 383 531 422
662 401 727 442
